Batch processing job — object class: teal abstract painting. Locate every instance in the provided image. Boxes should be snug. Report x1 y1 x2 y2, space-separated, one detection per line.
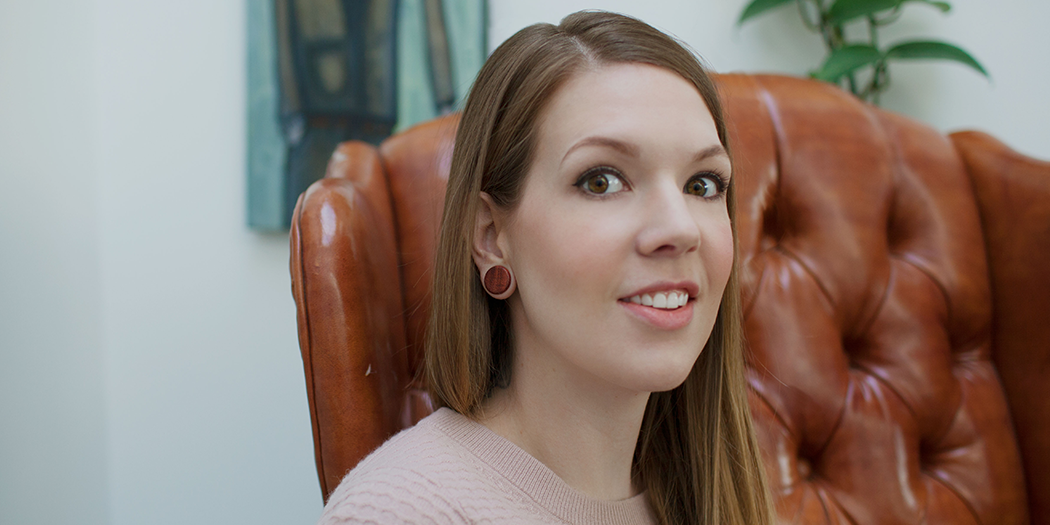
247 0 487 231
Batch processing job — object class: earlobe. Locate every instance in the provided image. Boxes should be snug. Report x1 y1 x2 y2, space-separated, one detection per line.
473 192 516 299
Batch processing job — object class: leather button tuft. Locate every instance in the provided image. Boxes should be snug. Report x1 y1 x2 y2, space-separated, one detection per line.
797 458 812 479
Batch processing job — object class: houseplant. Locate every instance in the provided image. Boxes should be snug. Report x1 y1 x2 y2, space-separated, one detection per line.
738 0 989 105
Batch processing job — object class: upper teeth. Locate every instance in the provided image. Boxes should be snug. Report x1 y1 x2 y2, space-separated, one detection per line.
627 290 689 309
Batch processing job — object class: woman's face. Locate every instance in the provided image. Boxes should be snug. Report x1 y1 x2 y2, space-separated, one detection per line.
492 62 734 395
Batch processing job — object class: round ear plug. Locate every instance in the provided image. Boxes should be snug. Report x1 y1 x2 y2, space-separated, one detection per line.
483 266 512 296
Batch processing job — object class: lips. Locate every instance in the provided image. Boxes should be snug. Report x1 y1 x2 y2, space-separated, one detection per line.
618 281 699 330
619 298 694 330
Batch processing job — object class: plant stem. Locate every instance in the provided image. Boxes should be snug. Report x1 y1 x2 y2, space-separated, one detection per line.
872 5 903 25
862 60 890 105
867 15 878 48
796 0 821 32
877 61 890 102
825 23 860 94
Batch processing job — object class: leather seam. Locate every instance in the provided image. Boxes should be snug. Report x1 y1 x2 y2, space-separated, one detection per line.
923 469 983 525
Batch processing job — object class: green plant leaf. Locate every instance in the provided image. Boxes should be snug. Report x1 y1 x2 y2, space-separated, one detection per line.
811 45 883 82
913 0 951 13
885 40 989 77
826 0 902 24
738 0 796 25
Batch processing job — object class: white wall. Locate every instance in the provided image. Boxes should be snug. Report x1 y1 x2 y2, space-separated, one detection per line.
0 1 110 524
94 1 319 524
0 1 1045 525
2 1 319 524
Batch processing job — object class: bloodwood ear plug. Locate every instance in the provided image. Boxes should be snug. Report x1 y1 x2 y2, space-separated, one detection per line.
484 266 511 295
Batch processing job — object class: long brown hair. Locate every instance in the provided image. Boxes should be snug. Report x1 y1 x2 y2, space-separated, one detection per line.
424 10 773 525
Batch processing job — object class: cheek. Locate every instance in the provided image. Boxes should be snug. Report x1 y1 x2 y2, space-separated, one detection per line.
509 200 627 307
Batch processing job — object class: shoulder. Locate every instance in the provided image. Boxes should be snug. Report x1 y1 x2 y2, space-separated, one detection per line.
319 466 466 524
317 409 491 525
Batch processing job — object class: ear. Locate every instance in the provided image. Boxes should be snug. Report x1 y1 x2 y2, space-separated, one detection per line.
472 192 516 299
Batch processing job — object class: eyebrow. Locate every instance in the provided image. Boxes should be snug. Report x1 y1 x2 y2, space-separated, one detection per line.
560 136 729 166
561 136 639 165
692 144 729 163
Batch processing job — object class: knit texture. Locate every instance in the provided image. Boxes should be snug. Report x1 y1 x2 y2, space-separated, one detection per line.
318 408 657 524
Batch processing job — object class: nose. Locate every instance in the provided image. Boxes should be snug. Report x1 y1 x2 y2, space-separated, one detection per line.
635 180 701 257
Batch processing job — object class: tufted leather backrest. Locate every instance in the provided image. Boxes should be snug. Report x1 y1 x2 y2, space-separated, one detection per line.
726 74 1031 524
290 73 1050 522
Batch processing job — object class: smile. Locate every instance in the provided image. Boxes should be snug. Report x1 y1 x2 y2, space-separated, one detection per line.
623 290 690 310
619 292 694 330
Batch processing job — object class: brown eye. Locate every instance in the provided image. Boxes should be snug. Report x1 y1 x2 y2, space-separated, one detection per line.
577 168 626 195
587 174 609 193
685 174 723 198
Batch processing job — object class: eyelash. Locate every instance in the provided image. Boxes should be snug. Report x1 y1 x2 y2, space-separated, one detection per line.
573 166 730 200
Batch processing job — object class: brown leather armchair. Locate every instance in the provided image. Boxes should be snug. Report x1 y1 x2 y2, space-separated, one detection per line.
290 74 1050 524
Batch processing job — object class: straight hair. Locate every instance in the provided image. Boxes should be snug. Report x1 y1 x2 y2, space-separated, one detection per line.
424 10 773 525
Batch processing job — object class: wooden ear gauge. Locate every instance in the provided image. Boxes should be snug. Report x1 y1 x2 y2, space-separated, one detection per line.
483 266 512 295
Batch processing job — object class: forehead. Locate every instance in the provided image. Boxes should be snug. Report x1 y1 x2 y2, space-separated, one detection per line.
533 62 719 161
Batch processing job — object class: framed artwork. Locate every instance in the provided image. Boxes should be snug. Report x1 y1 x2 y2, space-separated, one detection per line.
247 0 487 230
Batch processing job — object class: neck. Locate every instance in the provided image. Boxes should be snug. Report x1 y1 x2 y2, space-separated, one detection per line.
478 339 650 501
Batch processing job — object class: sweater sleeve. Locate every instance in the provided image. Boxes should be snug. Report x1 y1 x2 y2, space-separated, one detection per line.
317 466 469 525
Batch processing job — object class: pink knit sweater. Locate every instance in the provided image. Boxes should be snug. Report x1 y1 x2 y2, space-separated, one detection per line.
318 407 657 524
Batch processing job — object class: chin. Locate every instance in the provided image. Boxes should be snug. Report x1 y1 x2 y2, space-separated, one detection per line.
622 346 702 393
641 369 695 393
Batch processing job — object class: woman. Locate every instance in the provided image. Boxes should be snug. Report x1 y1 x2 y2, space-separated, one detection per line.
320 10 772 525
